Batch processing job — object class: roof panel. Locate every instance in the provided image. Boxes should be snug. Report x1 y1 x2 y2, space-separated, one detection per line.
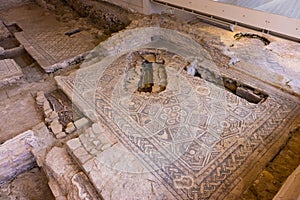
217 0 300 19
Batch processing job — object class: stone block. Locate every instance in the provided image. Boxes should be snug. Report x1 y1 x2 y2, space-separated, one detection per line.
66 138 82 151
56 132 67 139
73 147 92 164
29 122 55 167
0 130 36 185
74 117 89 130
71 172 101 199
65 122 76 134
82 158 96 174
50 119 63 135
48 179 63 197
49 111 59 121
274 164 300 200
44 109 52 118
43 100 51 111
55 196 67 200
45 147 78 180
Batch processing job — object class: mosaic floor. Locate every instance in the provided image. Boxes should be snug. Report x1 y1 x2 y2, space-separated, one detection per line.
0 58 23 86
0 4 95 72
57 47 300 199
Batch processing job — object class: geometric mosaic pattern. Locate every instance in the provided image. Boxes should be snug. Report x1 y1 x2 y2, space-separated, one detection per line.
0 59 23 86
57 50 300 199
1 4 95 73
15 28 92 72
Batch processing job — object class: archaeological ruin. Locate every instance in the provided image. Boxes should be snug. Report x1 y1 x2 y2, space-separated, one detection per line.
0 0 299 199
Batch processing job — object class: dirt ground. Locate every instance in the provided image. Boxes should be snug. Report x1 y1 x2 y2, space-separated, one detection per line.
0 167 54 200
242 125 300 200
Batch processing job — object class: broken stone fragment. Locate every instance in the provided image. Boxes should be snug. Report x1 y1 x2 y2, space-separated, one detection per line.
49 111 59 121
44 109 52 118
36 96 45 106
45 117 52 125
56 132 67 139
152 85 161 93
229 57 240 65
43 100 51 112
36 91 45 106
50 119 63 135
66 138 82 151
65 122 76 134
74 117 89 130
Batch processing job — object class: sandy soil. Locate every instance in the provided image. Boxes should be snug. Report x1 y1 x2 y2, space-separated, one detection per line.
0 167 54 200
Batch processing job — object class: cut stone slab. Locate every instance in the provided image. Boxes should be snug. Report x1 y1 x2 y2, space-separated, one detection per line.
50 119 63 135
0 59 23 87
65 122 76 134
30 122 55 167
74 117 89 130
44 147 102 199
0 130 36 185
56 132 66 139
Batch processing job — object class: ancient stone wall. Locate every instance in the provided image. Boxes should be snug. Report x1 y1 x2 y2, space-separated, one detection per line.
0 131 36 185
0 0 32 10
63 0 131 32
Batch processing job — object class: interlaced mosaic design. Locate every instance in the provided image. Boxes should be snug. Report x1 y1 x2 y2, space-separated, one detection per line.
15 27 93 70
0 59 22 80
58 49 299 199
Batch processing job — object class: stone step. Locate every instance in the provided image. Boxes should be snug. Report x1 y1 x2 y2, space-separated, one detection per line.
66 125 173 200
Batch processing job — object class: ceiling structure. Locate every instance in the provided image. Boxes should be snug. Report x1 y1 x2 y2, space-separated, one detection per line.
152 0 300 41
218 0 300 19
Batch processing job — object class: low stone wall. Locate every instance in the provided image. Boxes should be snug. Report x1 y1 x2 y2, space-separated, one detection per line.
43 147 103 199
0 0 32 11
0 131 36 185
63 0 131 33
